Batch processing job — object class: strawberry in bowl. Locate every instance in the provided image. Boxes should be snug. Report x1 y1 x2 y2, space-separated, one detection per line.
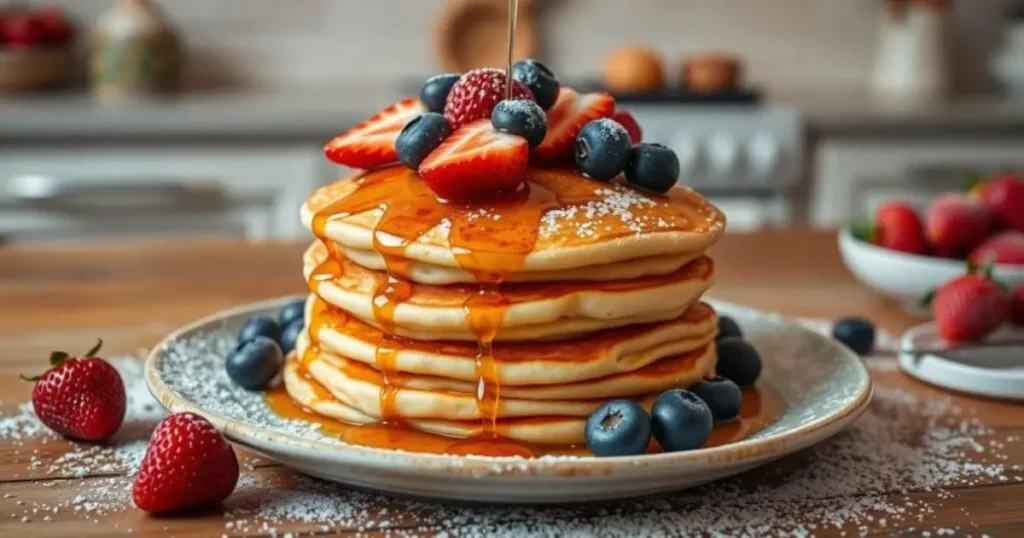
840 191 1024 316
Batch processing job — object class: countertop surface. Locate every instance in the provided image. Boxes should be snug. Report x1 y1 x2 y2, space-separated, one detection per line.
0 229 1022 536
4 85 1024 141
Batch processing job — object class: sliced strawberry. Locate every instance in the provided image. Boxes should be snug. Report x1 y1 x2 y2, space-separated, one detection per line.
533 88 615 163
324 98 426 169
418 119 529 201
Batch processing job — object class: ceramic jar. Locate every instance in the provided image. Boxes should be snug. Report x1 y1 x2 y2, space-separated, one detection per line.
89 0 181 100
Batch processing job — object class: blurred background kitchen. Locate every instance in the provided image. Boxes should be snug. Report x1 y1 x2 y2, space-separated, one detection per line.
2 0 1024 242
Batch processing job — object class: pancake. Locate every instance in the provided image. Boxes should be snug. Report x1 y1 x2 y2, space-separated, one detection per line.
306 296 719 385
299 337 716 408
285 360 599 445
304 242 715 341
300 166 725 284
341 245 700 285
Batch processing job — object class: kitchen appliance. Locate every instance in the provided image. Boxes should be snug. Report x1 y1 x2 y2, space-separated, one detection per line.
623 103 804 231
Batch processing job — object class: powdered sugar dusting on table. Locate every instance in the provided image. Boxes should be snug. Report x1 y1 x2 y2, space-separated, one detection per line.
1 319 1020 536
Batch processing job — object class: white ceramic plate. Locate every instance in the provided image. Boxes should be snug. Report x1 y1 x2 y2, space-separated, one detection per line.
144 297 872 504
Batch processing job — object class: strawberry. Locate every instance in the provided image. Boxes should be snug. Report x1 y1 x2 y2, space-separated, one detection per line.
22 339 125 442
324 98 425 169
971 174 1024 233
855 201 928 255
925 193 995 258
33 7 73 44
532 88 615 163
969 230 1024 266
930 264 1010 342
1012 284 1024 326
418 119 529 200
1 15 42 49
443 68 533 130
133 412 239 514
611 108 643 144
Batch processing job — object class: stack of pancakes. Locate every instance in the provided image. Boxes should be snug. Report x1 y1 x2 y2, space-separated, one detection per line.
287 165 726 447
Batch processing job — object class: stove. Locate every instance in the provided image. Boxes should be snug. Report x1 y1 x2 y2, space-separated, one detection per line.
621 103 805 231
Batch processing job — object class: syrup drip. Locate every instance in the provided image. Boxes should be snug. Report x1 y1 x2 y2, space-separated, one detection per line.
303 167 721 448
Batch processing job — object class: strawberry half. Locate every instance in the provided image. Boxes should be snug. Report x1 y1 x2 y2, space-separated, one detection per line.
324 98 426 169
418 119 529 201
533 88 615 164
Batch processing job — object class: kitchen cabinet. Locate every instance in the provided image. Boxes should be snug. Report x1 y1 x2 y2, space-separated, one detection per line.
0 145 340 242
810 138 1024 225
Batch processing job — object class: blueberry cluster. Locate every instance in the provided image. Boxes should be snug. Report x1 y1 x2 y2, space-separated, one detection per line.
584 314 763 457
225 298 305 390
574 121 680 193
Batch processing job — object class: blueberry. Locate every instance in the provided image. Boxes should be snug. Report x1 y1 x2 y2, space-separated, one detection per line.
396 113 452 169
419 73 461 113
280 321 304 355
716 337 763 387
717 315 743 341
491 99 547 149
575 118 631 181
585 399 651 457
690 377 743 422
624 143 680 193
238 316 281 346
278 298 305 328
226 336 284 390
650 389 713 452
832 317 876 355
512 59 560 110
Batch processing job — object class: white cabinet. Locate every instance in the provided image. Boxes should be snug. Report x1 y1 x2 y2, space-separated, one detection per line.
0 145 331 241
810 139 1024 226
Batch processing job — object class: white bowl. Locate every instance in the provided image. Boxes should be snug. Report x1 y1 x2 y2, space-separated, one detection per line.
837 227 1024 315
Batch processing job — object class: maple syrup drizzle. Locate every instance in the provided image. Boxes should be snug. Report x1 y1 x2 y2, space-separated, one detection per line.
303 166 721 449
267 371 784 457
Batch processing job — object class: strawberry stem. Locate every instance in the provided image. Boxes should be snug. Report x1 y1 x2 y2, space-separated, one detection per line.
19 374 42 382
49 351 69 367
919 289 936 309
84 338 103 358
850 222 876 244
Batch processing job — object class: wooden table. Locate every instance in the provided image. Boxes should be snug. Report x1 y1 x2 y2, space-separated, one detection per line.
0 229 1022 536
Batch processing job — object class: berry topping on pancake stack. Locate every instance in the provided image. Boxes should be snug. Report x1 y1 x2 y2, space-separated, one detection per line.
322 59 685 200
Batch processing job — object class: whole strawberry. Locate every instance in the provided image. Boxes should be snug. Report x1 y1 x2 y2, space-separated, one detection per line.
444 68 533 130
972 174 1024 233
133 412 239 514
22 339 125 442
925 193 995 258
930 264 1010 342
969 230 1024 266
857 201 928 255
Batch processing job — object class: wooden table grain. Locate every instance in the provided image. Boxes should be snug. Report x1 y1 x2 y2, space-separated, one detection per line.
0 229 1022 537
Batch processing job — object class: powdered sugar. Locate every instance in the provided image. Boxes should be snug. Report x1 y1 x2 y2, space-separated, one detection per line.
2 321 1020 535
540 184 673 238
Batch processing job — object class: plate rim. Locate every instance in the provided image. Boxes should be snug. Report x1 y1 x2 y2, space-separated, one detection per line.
144 296 873 478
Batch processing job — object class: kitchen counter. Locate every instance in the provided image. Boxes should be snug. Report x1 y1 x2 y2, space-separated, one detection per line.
1 229 1023 536
4 86 1024 142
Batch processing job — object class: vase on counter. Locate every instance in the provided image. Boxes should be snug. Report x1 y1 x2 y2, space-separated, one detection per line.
869 0 951 99
89 0 182 101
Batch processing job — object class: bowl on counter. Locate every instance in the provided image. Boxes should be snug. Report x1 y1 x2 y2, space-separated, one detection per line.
837 227 1024 316
0 47 73 93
